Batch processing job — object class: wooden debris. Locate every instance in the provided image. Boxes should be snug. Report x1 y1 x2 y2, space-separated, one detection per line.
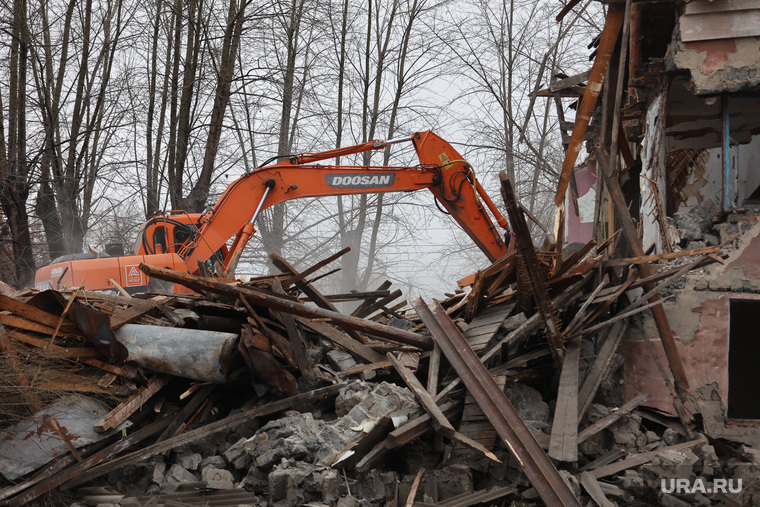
548 336 580 462
94 375 171 433
578 393 650 443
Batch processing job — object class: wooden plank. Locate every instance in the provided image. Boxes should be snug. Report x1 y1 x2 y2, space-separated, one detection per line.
270 280 314 379
57 385 346 493
0 295 79 333
140 263 432 349
156 385 216 443
548 337 580 462
555 4 625 205
388 353 455 436
350 280 392 316
592 436 706 479
338 351 432 377
579 472 614 507
35 347 102 359
426 345 441 397
563 275 608 336
463 271 487 322
296 318 385 363
109 296 170 330
452 376 507 469
578 393 650 443
270 253 369 345
6 330 140 379
405 468 425 507
323 290 391 302
434 485 516 507
107 278 132 298
550 70 591 93
684 0 760 15
353 290 403 319
280 247 351 288
602 245 720 267
595 148 690 400
94 375 172 432
0 314 74 337
579 449 626 472
432 274 591 405
577 296 672 337
577 319 628 421
681 10 760 42
457 250 517 288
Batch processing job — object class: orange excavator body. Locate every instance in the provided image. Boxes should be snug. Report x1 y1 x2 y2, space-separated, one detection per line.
35 131 512 293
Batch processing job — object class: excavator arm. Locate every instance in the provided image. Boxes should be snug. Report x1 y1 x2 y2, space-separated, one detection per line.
180 131 512 275
36 131 513 293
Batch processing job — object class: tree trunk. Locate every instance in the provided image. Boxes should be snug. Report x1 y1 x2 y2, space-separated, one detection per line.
185 0 247 213
0 0 35 287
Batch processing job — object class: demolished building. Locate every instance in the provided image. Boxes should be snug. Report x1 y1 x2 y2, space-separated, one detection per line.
553 0 760 448
3 1 760 506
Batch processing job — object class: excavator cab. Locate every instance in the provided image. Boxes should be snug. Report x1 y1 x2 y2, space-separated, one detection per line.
132 212 202 256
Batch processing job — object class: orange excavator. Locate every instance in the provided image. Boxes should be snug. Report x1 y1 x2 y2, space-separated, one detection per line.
35 131 513 293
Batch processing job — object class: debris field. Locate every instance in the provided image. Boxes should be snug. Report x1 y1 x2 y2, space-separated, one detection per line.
1 178 758 507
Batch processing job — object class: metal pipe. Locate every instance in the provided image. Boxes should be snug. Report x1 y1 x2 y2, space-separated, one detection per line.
385 136 412 146
251 179 276 225
114 324 238 382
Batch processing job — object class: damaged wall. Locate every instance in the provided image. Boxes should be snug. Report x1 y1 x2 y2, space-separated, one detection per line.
626 217 760 443
640 88 668 253
672 135 760 215
671 0 760 95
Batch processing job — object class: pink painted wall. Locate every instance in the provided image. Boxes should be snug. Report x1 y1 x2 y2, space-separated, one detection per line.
565 161 597 244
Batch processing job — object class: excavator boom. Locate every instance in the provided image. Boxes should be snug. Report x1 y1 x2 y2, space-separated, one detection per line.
180 131 511 274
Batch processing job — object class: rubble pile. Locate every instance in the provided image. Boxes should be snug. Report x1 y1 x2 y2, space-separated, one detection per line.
1 193 758 506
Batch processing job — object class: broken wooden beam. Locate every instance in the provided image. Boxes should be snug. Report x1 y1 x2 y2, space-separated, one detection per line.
414 299 581 507
554 4 625 205
271 279 314 379
577 319 628 421
577 393 650 444
602 245 720 267
500 173 564 363
280 247 350 288
594 147 690 401
94 375 172 433
139 264 432 349
548 337 580 462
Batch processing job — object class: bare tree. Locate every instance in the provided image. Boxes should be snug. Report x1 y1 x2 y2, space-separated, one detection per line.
0 0 35 286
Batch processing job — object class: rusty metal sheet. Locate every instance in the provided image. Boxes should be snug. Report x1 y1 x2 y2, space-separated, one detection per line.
412 298 581 507
114 324 238 382
0 396 125 480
